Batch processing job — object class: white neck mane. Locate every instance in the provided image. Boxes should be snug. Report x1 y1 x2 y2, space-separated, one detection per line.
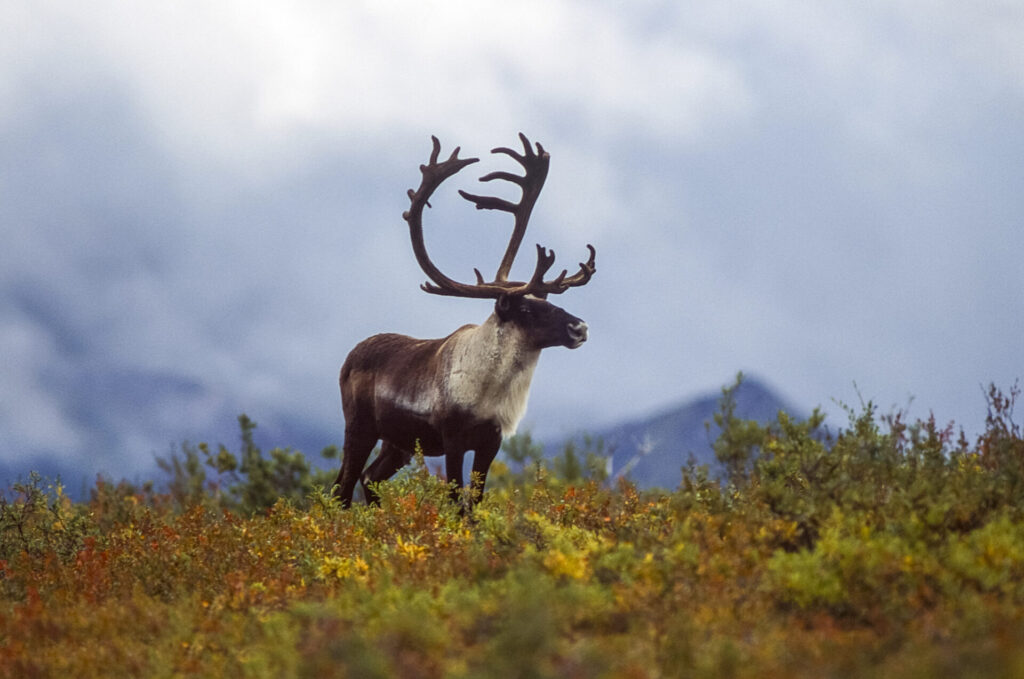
442 314 541 436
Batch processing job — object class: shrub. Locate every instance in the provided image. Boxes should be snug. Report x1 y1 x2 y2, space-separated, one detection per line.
2 382 1024 678
154 414 338 514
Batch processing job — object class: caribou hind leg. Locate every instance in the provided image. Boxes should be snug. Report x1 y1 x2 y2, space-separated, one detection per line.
360 441 413 505
333 427 377 508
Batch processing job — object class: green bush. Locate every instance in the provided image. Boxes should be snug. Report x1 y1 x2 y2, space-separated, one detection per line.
153 414 339 514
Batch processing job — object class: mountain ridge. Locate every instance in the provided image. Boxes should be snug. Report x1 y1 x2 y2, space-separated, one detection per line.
546 375 801 489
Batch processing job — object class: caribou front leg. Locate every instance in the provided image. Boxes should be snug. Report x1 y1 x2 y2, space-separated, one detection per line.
468 430 502 509
444 445 467 508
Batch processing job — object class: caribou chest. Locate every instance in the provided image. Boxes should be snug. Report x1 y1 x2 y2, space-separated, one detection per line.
442 317 540 437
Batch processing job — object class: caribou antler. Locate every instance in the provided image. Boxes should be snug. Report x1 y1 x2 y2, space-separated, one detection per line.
403 134 596 299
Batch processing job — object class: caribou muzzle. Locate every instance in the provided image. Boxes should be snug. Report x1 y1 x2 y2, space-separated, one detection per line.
567 320 589 349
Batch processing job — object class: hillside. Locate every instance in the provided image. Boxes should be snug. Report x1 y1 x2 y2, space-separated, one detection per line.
550 376 800 488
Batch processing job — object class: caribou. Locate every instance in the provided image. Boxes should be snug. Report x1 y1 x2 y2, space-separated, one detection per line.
332 134 596 509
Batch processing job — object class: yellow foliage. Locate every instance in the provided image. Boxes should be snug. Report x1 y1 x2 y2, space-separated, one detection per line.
318 555 370 582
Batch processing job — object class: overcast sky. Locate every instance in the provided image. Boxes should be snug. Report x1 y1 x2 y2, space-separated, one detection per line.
2 1 1022 483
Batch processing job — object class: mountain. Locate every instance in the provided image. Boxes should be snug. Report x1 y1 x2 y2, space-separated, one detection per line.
547 376 801 489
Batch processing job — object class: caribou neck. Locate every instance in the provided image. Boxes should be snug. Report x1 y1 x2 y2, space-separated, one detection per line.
442 313 541 436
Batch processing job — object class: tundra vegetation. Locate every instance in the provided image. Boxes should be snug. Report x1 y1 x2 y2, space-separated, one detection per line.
2 379 1024 678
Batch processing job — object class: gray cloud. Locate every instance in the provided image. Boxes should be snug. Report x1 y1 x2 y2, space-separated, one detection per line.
2 1 1022 484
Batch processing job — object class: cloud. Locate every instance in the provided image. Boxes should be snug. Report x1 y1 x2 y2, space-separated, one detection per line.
0 310 84 457
3 1 755 169
1 0 1022 484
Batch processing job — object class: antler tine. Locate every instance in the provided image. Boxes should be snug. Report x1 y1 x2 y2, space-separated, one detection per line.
566 244 597 285
524 244 558 291
524 243 597 297
457 132 550 283
491 131 544 165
